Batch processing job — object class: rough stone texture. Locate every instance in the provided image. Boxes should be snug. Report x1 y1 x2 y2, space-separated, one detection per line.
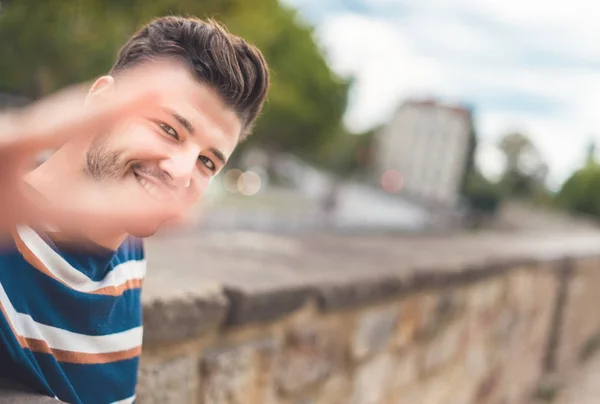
394 362 474 404
554 350 600 404
137 231 600 404
389 350 419 395
421 320 467 375
350 350 420 404
350 354 396 404
556 257 600 378
317 375 352 404
417 290 465 341
200 338 279 404
393 296 421 351
137 356 199 404
466 267 556 404
352 305 400 361
274 322 345 395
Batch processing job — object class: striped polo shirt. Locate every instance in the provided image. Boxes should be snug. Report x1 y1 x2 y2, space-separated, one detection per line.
0 225 146 403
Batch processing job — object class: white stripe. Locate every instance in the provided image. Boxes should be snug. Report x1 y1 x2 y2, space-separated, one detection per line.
112 395 136 404
0 283 142 353
16 226 146 293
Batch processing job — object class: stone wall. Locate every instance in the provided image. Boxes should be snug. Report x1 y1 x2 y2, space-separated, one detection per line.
138 231 600 404
554 256 600 377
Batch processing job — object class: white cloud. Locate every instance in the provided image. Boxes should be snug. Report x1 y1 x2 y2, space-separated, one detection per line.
317 14 444 132
286 0 600 185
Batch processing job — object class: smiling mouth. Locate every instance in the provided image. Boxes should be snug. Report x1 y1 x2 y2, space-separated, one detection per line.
133 171 167 201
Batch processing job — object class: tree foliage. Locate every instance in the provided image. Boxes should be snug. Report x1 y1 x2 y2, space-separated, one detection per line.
456 109 503 214
0 0 349 160
557 164 600 217
461 130 552 215
462 171 502 213
557 140 600 217
316 127 377 176
496 132 548 199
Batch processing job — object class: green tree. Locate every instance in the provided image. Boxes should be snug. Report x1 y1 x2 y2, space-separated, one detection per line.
557 164 600 217
498 132 533 173
0 0 349 161
557 138 600 217
458 109 504 215
315 127 377 177
462 171 502 215
497 132 548 199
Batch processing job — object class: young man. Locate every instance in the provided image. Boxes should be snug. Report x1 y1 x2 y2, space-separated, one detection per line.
0 16 269 403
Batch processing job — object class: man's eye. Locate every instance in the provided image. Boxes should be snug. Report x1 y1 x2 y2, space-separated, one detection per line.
198 155 215 171
158 122 178 139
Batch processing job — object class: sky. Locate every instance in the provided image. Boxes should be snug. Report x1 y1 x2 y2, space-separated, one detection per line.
282 0 600 188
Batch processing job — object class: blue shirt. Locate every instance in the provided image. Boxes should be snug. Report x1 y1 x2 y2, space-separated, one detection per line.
0 225 145 403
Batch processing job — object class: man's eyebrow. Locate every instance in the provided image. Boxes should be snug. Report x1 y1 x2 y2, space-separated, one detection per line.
169 110 195 135
210 147 227 165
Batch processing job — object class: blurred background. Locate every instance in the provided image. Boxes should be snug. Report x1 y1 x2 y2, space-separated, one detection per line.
1 0 600 236
6 2 600 404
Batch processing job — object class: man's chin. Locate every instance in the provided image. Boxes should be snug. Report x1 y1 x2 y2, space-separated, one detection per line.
126 216 185 238
125 213 193 238
126 222 162 239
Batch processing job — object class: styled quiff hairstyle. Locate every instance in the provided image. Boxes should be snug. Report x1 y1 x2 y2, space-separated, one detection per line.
111 16 270 138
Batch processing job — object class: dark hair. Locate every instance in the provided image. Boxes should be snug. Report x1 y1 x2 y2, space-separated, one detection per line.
111 16 269 138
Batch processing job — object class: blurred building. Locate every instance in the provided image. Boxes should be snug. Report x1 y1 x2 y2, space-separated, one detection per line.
375 99 472 206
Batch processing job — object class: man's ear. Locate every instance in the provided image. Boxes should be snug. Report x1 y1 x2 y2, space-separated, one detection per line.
85 76 116 105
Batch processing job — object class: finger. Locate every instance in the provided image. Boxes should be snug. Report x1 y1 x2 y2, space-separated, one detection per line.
43 191 188 237
2 60 190 156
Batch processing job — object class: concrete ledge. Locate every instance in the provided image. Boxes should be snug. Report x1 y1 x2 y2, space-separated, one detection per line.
315 274 407 311
142 290 228 345
143 231 600 340
223 286 310 327
141 243 230 343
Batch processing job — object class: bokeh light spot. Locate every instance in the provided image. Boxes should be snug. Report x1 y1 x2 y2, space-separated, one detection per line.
238 171 262 196
381 169 403 193
223 169 243 193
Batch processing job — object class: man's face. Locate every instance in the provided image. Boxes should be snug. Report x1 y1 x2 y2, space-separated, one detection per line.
84 64 241 237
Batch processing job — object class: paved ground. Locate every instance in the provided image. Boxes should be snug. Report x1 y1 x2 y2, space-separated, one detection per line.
554 354 600 404
200 182 432 233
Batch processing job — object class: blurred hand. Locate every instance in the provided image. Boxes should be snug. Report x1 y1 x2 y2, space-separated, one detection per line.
0 61 189 234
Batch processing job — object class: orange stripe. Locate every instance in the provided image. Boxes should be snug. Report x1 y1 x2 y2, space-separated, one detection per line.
11 230 142 296
24 339 141 364
0 292 141 364
93 278 143 295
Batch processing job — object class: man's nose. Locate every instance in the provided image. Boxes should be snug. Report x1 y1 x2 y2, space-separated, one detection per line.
158 147 199 189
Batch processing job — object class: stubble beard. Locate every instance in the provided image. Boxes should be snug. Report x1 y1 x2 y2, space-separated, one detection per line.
84 137 125 181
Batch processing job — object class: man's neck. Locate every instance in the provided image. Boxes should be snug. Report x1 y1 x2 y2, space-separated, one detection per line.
24 146 127 251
